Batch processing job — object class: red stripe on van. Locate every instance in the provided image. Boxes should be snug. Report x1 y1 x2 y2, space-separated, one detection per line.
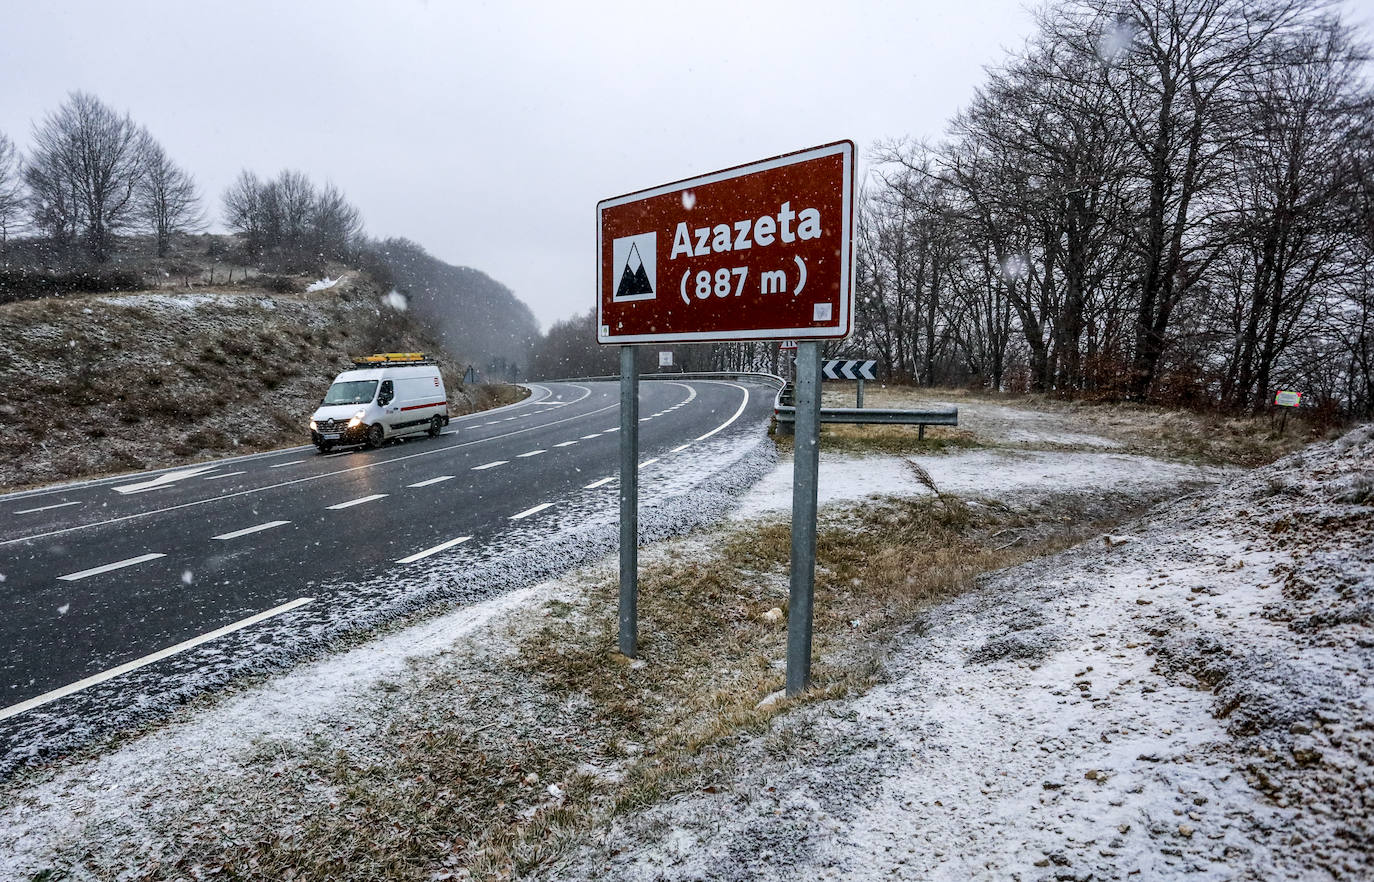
400 401 447 412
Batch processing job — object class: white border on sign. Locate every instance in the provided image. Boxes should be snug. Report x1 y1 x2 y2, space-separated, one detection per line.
596 140 855 344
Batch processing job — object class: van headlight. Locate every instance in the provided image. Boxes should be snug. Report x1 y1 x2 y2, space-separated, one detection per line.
348 410 365 427
309 419 318 431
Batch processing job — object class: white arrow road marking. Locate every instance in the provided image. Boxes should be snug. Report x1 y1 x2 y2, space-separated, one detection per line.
201 471 246 481
326 494 388 510
212 520 290 541
472 461 507 470
510 502 555 520
14 500 81 515
517 449 546 458
58 553 167 581
0 597 314 723
408 475 455 488
396 536 471 564
113 465 221 494
585 477 615 489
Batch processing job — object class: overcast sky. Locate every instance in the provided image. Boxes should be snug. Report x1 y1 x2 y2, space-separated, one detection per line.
4 1 1363 329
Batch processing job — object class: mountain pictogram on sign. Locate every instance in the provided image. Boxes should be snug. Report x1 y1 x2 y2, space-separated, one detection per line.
617 243 654 299
611 232 657 303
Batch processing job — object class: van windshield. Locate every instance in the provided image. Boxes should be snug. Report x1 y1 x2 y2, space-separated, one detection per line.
321 380 377 405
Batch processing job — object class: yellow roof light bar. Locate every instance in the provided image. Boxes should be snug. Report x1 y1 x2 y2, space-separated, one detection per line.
352 352 428 364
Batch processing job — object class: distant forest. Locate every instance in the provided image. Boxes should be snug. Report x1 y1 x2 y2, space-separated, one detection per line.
535 0 1374 418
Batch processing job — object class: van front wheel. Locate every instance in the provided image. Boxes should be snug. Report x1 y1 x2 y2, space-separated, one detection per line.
427 416 443 437
365 423 384 449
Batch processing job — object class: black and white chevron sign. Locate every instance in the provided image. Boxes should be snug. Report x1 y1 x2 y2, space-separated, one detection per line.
822 359 878 381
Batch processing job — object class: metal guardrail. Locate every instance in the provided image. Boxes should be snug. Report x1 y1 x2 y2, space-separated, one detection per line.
773 382 958 437
551 371 786 387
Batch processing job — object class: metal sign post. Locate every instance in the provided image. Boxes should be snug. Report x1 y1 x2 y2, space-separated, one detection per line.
786 341 823 695
619 345 639 657
597 141 855 678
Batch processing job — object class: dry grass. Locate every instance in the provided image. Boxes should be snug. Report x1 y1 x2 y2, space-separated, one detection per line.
820 383 1336 466
111 480 1157 881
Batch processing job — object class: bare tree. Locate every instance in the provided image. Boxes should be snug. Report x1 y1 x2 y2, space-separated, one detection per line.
139 138 203 257
24 91 148 262
0 131 23 253
310 182 363 261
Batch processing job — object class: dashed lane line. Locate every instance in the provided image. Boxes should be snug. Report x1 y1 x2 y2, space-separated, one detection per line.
554 441 578 448
639 458 659 468
14 501 81 515
472 461 508 471
0 597 314 723
517 450 546 458
326 494 389 510
212 520 290 541
584 477 615 489
395 535 471 564
408 475 455 488
510 502 555 520
201 471 246 481
269 460 308 469
580 434 602 439
58 552 167 582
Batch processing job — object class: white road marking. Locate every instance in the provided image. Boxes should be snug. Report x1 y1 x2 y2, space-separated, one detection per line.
202 471 246 480
212 520 290 540
395 535 471 564
639 458 659 468
581 433 601 439
326 494 388 510
638 417 651 422
510 502 555 520
554 441 578 448
58 552 166 582
323 452 349 458
585 477 615 489
112 465 221 494
14 501 80 515
517 449 546 458
472 461 508 470
672 443 692 453
0 597 314 723
408 475 455 488
269 460 308 469
695 383 752 440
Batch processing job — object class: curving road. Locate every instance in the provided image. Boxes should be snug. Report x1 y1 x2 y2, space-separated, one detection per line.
0 377 777 731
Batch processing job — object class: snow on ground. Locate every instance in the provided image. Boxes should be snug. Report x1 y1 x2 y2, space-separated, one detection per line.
547 424 1374 882
734 448 1226 521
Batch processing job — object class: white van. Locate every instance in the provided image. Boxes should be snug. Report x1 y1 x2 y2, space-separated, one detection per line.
310 353 450 452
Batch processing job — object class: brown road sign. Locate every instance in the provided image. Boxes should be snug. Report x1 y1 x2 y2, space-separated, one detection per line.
597 141 855 344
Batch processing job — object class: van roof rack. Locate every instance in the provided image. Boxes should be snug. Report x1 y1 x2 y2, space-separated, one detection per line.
351 352 437 367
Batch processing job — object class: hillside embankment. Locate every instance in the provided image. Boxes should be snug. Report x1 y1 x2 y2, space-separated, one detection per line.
0 273 524 491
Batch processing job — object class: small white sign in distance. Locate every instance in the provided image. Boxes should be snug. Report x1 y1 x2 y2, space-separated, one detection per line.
659 351 673 367
1274 389 1302 407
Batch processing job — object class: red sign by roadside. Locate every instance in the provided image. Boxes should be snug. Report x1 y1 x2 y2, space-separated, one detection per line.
597 141 855 344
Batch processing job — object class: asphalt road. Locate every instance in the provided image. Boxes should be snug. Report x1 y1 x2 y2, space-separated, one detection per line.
0 377 777 728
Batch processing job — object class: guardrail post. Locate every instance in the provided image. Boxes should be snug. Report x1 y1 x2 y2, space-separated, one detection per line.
786 341 822 696
619 345 638 657
856 377 864 408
